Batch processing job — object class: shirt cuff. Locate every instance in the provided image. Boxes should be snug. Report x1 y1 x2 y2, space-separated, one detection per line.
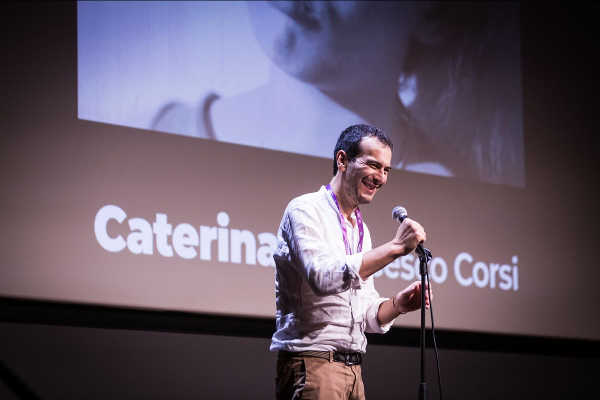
365 297 395 334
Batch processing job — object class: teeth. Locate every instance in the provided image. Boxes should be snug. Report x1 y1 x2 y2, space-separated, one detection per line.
362 178 376 190
364 181 375 190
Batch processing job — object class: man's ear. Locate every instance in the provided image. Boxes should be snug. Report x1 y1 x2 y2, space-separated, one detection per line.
336 150 348 172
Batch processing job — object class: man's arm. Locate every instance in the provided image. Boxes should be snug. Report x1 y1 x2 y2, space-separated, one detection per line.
286 205 365 296
359 218 426 280
376 280 431 326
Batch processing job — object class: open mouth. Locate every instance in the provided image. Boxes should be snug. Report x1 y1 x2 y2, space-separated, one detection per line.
362 178 378 192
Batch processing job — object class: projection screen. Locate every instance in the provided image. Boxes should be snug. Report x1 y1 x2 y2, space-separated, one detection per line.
2 1 598 342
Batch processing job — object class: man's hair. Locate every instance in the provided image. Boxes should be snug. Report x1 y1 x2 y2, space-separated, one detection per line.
332 124 393 175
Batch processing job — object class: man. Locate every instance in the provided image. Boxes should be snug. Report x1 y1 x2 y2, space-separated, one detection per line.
270 124 430 399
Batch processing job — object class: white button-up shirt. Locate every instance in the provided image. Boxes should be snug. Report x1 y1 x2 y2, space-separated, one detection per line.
270 186 394 354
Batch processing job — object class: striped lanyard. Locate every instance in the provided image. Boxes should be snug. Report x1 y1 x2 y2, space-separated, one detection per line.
325 184 364 255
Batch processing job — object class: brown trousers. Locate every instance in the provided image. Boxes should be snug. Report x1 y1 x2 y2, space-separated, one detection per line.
276 352 366 400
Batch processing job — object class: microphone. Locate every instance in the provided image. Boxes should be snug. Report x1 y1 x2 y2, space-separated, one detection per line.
392 206 429 259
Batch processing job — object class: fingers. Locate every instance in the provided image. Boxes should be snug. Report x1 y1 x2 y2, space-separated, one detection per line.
407 280 433 309
408 218 427 243
403 218 426 243
395 218 427 255
424 281 433 309
420 280 433 309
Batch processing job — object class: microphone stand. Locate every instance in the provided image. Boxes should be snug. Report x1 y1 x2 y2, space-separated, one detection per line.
416 246 432 400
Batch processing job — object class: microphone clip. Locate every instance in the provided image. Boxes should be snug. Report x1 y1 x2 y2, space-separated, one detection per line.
416 245 432 262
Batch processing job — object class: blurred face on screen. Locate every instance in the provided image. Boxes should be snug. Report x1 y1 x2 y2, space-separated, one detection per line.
342 136 392 206
246 1 423 91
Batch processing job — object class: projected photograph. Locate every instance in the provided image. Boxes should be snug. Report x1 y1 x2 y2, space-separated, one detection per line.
78 1 524 187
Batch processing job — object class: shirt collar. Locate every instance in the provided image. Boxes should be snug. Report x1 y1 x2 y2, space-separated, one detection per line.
320 185 357 225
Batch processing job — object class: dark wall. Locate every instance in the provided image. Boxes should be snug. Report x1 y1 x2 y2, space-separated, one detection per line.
0 322 596 399
1 2 599 399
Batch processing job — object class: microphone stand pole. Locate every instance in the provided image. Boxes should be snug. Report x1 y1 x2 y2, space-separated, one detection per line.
417 246 432 400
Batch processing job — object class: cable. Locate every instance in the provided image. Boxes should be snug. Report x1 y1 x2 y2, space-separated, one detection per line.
426 271 443 400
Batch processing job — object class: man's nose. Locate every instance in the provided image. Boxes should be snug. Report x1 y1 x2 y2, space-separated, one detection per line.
374 169 386 185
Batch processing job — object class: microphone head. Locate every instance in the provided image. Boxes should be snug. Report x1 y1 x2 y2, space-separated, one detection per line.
392 206 407 222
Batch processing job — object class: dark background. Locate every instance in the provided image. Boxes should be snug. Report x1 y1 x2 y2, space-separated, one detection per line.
1 2 599 399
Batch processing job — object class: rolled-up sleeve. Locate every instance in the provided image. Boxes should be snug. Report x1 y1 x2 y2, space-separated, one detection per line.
362 277 395 334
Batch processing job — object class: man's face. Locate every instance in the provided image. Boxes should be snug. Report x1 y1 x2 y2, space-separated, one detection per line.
343 136 392 206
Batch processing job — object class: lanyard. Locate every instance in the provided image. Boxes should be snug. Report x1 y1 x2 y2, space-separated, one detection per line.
325 184 364 255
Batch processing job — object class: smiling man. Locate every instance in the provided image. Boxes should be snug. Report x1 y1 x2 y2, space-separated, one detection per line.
270 124 430 399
